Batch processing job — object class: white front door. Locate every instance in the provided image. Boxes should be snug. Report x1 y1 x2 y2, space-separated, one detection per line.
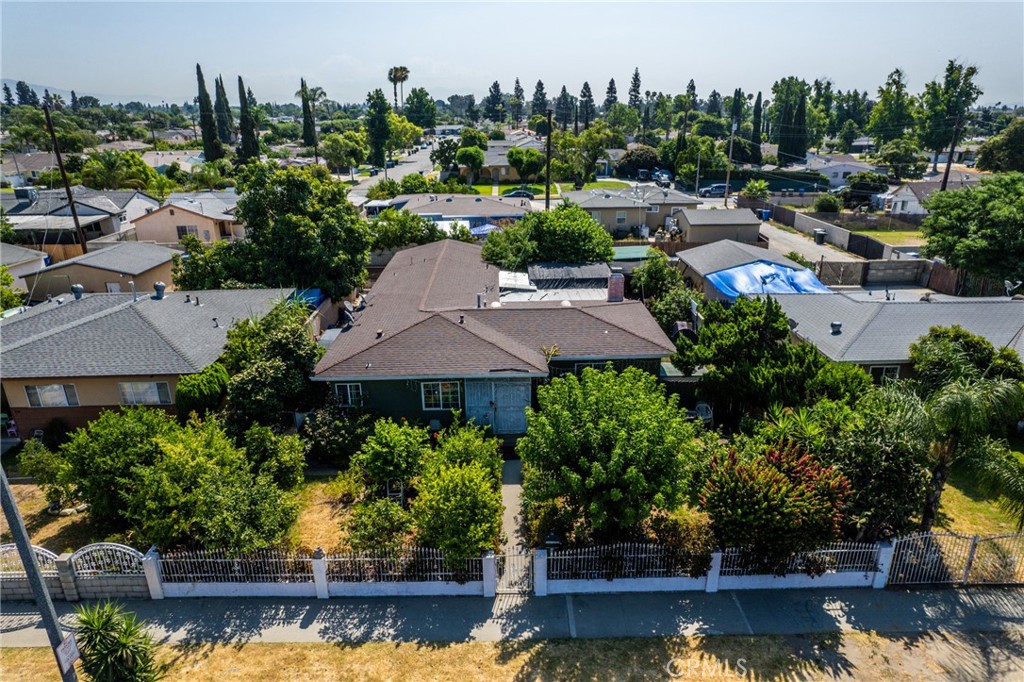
463 380 532 435
105 282 122 292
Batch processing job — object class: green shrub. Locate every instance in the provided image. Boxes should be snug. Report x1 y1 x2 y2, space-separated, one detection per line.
346 498 411 553
428 416 502 488
813 193 843 213
75 601 162 682
18 439 76 508
647 507 715 577
243 424 306 489
351 418 431 489
174 362 229 422
325 468 367 505
784 250 813 268
303 401 376 468
412 462 503 561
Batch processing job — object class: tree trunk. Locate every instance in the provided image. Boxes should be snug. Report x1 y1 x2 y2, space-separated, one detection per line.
932 151 939 173
920 453 952 532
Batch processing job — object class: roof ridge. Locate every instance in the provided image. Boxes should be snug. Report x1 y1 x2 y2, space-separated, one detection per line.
575 302 671 350
418 240 450 312
131 303 202 372
3 298 135 352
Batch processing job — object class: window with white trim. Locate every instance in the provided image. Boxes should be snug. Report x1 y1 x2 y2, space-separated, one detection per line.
118 381 172 405
869 366 900 382
176 225 198 239
334 383 363 407
647 205 660 213
25 384 80 408
615 211 627 225
421 381 460 411
590 211 602 222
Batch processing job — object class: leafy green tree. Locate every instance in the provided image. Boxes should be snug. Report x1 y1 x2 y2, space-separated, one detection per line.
843 171 889 208
506 146 544 185
519 366 699 543
479 223 536 270
18 439 77 508
877 135 926 181
347 499 411 553
921 173 1024 282
525 203 613 263
303 398 376 468
427 417 503 487
242 424 306 489
236 76 261 163
320 130 368 177
365 88 392 169
1 265 26 311
75 602 161 682
813 193 843 212
699 446 850 569
81 149 157 189
412 461 502 560
867 68 915 146
455 145 484 185
530 80 548 117
196 64 224 162
482 80 504 121
910 325 1024 396
403 87 437 128
430 137 461 170
976 117 1024 172
616 143 658 177
838 119 859 152
578 81 595 128
648 285 703 333
605 102 640 137
352 418 431 488
174 362 229 422
226 358 303 427
603 78 618 111
630 248 681 300
369 208 447 251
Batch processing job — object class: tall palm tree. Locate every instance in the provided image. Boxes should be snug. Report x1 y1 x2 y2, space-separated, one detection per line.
387 66 410 110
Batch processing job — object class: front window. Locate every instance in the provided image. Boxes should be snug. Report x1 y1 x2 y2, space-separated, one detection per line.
334 383 363 407
590 211 601 222
869 366 900 382
118 381 173 405
25 384 79 408
647 205 660 213
176 225 198 239
421 381 460 411
615 211 627 225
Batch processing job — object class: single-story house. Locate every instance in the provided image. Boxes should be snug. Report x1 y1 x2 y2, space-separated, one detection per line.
0 152 64 187
774 294 1024 381
313 240 674 435
1 243 48 289
384 194 533 227
142 150 204 175
596 149 627 177
676 240 830 301
133 191 245 245
153 129 196 145
477 137 546 183
886 177 982 216
634 187 702 231
0 286 291 434
847 137 876 154
562 188 701 236
92 140 152 154
21 241 178 303
678 208 762 244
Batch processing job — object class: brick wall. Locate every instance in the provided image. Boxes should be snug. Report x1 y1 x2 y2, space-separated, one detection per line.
0 575 65 601
76 575 150 601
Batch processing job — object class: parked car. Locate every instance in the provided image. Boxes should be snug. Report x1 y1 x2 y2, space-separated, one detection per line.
637 169 651 181
503 189 535 199
698 183 733 198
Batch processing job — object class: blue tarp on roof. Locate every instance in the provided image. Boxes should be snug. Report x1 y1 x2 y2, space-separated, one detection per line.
705 261 832 301
290 288 325 307
470 223 499 236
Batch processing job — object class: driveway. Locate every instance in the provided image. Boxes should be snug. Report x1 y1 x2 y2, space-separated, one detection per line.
760 221 862 264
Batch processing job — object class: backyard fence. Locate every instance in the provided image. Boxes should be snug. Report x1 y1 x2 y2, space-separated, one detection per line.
2 533 1022 601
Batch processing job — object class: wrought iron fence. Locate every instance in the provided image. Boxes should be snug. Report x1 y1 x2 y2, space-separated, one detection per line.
969 534 1024 585
325 548 482 584
0 543 59 577
547 543 711 581
720 541 880 577
159 548 315 583
889 532 975 586
69 543 144 577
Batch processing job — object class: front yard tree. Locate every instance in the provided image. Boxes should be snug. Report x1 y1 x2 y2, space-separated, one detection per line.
403 87 437 129
412 462 503 560
455 145 484 185
321 130 367 177
352 418 431 488
365 88 393 169
196 64 225 162
518 366 699 542
506 146 544 185
976 117 1024 172
921 173 1024 282
430 137 460 171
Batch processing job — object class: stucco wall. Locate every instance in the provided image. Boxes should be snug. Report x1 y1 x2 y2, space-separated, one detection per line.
24 261 174 302
133 206 241 245
682 223 760 244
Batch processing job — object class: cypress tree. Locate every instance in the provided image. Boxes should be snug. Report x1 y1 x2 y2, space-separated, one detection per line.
237 76 260 163
751 92 763 164
2 84 13 108
628 68 642 111
213 75 234 144
300 78 316 147
579 82 595 128
70 89 79 112
730 88 744 126
793 95 808 160
555 86 571 131
603 79 617 111
196 64 225 162
531 80 547 117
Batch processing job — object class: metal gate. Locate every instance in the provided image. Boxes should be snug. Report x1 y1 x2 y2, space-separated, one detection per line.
496 551 533 595
965 534 1024 585
889 532 976 586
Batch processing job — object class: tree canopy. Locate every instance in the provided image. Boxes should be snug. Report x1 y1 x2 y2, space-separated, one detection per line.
481 204 613 270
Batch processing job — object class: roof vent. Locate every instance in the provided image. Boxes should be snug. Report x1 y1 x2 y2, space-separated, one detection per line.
153 281 166 300
445 197 453 202
185 294 191 303
71 283 84 300
129 280 138 302
212 317 219 328
830 321 842 335
475 197 482 202
561 300 572 307
376 329 384 339
476 293 484 308
459 315 465 325
194 296 201 306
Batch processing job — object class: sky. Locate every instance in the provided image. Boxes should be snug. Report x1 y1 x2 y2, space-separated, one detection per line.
2 1 1022 107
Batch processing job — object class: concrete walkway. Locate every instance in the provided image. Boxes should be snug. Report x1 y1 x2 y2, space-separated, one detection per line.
2 588 1021 647
760 222 862 264
501 459 524 549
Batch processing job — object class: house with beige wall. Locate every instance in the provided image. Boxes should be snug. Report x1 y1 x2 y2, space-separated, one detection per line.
21 242 177 303
678 208 761 243
1 287 291 435
1 243 47 289
561 188 701 235
133 193 245 245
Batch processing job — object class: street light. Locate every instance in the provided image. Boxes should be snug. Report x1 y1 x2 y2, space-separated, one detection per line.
545 105 554 211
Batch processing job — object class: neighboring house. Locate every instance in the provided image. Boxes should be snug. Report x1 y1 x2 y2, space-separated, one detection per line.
432 124 464 136
92 140 152 153
477 137 546 182
562 188 701 235
0 287 291 434
887 177 981 216
633 187 702 231
21 242 177 302
133 191 244 245
774 294 1024 381
847 137 876 154
0 152 64 187
142 150 204 175
153 129 196 145
801 154 882 188
927 142 981 165
678 208 762 244
384 194 533 227
1 243 47 289
528 262 613 289
313 240 674 435
676 240 830 301
596 148 627 177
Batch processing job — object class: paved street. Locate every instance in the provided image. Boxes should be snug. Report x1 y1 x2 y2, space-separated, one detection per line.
346 145 437 205
760 221 862 264
2 587 1021 647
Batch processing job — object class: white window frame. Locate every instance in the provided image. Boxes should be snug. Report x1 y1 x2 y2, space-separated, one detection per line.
869 365 900 382
590 211 602 222
421 381 460 411
646 205 660 213
615 210 627 225
117 381 173 406
176 224 198 239
25 384 80 408
334 383 363 407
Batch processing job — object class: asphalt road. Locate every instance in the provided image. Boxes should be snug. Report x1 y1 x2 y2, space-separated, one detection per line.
759 221 862 264
346 144 438 205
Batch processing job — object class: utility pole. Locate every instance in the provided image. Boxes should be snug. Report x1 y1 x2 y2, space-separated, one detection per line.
694 150 701 196
43 105 87 254
723 120 737 207
1 467 78 681
545 106 554 211
939 112 965 192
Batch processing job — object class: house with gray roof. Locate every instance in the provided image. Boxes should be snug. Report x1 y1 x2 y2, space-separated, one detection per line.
774 294 1024 381
21 242 178 303
562 188 701 236
385 194 533 228
1 243 47 289
1 286 291 434
313 240 673 435
887 176 982 216
132 190 245 245
676 240 830 301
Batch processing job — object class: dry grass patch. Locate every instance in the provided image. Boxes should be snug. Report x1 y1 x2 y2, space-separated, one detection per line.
0 482 105 554
936 467 1019 536
285 478 352 551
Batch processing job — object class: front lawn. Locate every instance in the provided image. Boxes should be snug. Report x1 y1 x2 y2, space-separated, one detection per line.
852 229 926 246
0 482 108 554
935 466 1020 536
285 477 351 551
557 180 630 192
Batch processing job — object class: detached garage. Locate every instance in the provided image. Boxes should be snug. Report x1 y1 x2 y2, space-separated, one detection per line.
679 208 762 244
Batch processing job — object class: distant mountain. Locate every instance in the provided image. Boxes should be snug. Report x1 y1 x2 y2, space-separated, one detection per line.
1 79 167 106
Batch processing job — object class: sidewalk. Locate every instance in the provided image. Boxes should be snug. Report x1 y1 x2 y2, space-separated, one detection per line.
2 587 1021 647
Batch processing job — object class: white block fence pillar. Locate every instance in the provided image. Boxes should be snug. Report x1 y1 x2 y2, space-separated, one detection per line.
873 541 895 589
142 546 164 600
312 547 329 599
482 552 496 598
705 551 723 593
533 549 548 597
